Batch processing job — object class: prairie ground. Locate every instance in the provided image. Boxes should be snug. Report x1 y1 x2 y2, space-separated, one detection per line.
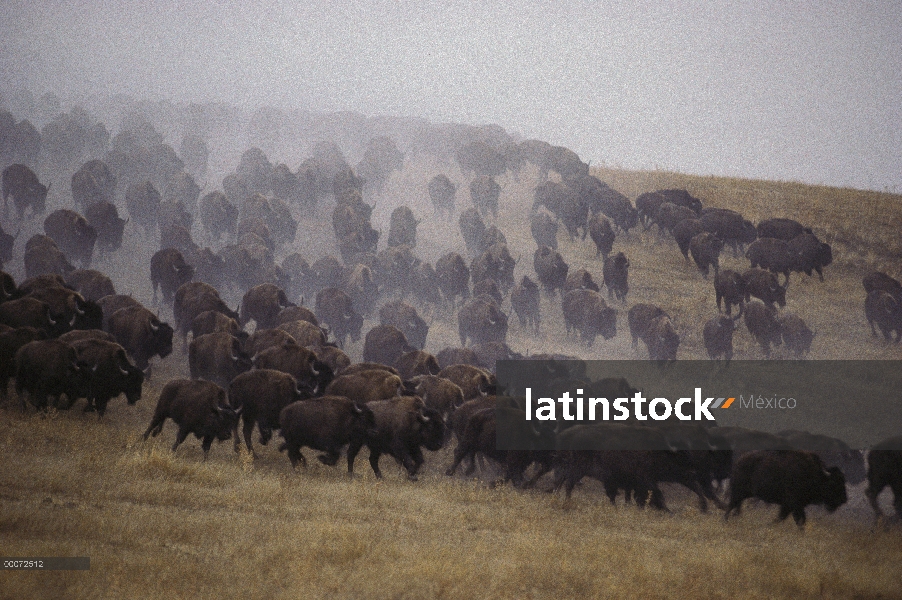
2 164 902 599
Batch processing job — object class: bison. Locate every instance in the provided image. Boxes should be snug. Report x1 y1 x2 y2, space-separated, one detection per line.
229 369 310 457
457 296 508 347
349 396 445 480
188 332 253 389
510 276 540 335
362 324 415 368
602 252 629 302
64 269 115 302
746 238 794 284
864 291 902 342
43 209 97 268
199 191 238 241
714 269 747 315
724 450 847 527
394 350 441 380
862 271 902 301
435 252 470 308
315 287 363 349
689 232 723 279
865 436 902 523
2 163 49 219
387 205 419 248
778 313 814 357
533 246 568 296
253 342 331 393
703 311 742 362
626 303 667 347
84 201 126 254
378 300 429 351
743 268 787 309
643 315 680 361
743 301 783 356
756 218 811 241
530 211 558 250
561 289 617 347
428 174 456 216
788 233 832 281
278 396 376 472
672 218 704 260
71 160 115 211
70 338 144 417
143 379 240 460
241 283 294 330
470 175 500 218
15 339 87 412
699 209 757 254
106 305 174 371
23 235 75 279
150 248 195 305
587 213 615 258
458 207 486 255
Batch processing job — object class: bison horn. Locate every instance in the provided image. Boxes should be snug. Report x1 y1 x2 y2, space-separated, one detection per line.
352 403 363 414
149 320 159 332
119 365 129 376
310 364 319 376
69 314 77 327
417 410 430 423
47 312 57 325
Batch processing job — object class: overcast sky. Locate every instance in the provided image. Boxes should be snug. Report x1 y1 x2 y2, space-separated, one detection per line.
2 1 900 191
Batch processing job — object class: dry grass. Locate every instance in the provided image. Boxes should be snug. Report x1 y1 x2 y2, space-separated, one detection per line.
2 403 901 600
2 165 902 599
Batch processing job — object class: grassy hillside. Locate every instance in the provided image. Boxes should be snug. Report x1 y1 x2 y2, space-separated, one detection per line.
2 165 902 599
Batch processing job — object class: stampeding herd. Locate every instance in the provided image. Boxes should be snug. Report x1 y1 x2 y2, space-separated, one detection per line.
0 104 900 530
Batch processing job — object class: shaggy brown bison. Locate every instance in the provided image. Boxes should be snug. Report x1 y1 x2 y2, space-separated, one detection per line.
143 379 240 460
724 450 847 527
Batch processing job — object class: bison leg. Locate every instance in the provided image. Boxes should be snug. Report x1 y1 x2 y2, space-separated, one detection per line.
445 444 471 477
242 419 258 457
171 424 191 452
775 504 793 523
368 450 384 479
143 415 166 440
791 507 807 527
285 445 307 469
201 435 214 461
866 482 885 520
95 398 110 419
346 440 365 476
316 450 340 466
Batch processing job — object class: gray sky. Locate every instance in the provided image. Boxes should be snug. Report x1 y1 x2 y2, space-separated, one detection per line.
2 1 900 191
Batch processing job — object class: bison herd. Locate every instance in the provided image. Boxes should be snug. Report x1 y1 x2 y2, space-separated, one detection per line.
0 103 900 529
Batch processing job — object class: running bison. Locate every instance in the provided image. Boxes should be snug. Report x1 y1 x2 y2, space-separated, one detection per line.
143 379 241 460
278 396 377 473
561 289 617 347
865 436 902 523
724 450 847 527
2 164 49 219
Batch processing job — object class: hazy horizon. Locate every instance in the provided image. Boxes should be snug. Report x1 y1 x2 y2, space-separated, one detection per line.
2 1 900 192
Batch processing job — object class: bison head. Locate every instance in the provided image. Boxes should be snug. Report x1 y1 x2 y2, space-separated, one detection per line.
821 466 848 512
418 407 446 452
148 317 174 359
122 363 145 405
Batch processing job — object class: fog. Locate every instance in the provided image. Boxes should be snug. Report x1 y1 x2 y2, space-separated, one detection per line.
2 1 900 191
